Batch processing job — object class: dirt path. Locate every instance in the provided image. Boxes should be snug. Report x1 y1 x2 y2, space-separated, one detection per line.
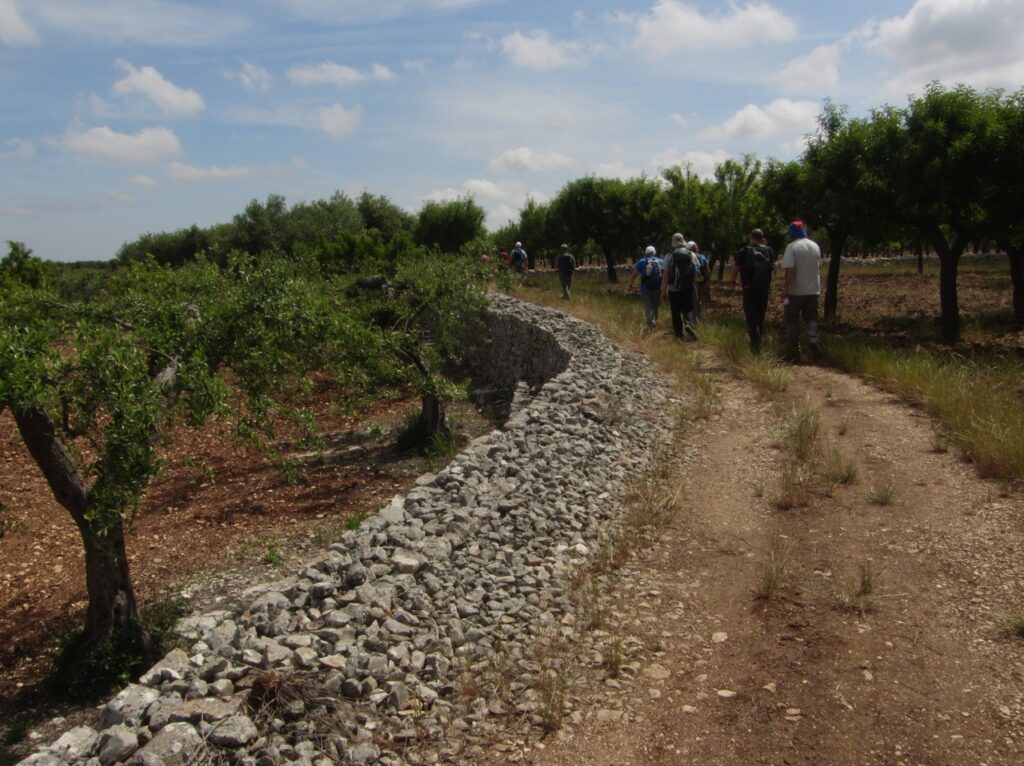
492 353 1024 766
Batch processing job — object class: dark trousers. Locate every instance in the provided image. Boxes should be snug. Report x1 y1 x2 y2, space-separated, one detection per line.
742 288 770 352
668 289 695 338
784 294 821 360
559 272 573 299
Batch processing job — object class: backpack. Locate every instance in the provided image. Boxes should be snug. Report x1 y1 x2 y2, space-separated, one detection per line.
511 248 526 266
642 257 663 288
696 254 711 284
668 249 696 292
745 245 774 290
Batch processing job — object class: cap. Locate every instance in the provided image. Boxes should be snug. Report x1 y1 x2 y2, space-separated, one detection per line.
560 243 569 250
788 221 807 239
644 245 656 256
671 232 686 248
686 241 697 251
515 241 522 247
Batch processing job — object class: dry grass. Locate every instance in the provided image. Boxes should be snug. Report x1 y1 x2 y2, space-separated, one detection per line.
868 480 896 506
832 561 879 614
825 447 859 486
754 529 791 600
775 460 811 510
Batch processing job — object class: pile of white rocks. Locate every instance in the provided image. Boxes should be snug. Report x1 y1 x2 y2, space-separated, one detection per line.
21 295 671 766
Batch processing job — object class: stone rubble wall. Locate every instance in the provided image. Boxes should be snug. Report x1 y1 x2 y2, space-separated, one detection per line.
21 294 671 766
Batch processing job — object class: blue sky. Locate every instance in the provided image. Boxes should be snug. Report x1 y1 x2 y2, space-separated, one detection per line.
2 0 1022 262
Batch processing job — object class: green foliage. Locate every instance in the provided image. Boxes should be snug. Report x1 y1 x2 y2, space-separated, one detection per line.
358 191 416 241
415 197 486 254
263 543 284 565
1 241 51 289
346 510 368 530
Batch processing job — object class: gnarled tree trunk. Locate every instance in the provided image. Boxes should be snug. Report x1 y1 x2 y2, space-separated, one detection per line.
12 406 148 669
932 229 968 345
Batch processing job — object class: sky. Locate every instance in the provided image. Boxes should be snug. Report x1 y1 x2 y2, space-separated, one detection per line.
1 0 1022 262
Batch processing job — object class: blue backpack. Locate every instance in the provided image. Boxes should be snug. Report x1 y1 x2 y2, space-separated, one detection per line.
642 257 664 289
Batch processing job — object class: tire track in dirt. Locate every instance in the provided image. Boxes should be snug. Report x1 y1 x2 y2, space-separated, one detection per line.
493 352 1024 766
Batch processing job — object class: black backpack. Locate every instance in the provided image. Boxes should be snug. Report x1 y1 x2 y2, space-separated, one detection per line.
744 245 774 290
669 249 696 292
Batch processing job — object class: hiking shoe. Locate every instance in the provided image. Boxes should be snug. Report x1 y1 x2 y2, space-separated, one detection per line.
684 325 698 341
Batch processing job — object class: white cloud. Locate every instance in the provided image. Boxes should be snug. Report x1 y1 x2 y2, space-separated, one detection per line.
778 44 840 94
650 148 730 178
31 0 249 45
113 60 205 117
700 99 819 141
489 147 574 173
128 174 158 186
62 126 183 163
287 61 396 86
423 177 540 229
501 30 583 71
236 61 272 92
669 113 690 128
276 0 486 22
166 162 261 182
870 0 1024 93
589 160 643 180
315 104 363 137
0 0 38 44
545 108 579 131
106 191 135 204
0 138 35 158
634 1 798 54
403 59 428 73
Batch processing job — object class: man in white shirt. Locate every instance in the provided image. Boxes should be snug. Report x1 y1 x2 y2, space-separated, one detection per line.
781 220 822 361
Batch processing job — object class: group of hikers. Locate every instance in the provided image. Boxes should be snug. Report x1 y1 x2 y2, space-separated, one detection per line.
507 219 824 363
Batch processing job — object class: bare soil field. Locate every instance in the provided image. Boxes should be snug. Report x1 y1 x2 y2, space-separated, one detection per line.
0 387 487 721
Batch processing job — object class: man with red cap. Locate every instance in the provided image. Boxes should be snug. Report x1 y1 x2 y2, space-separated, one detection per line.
781 220 822 361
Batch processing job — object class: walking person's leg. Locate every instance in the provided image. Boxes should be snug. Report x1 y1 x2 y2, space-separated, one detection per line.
681 289 697 339
803 294 821 357
669 291 684 338
784 297 801 361
641 291 657 326
753 289 770 353
742 290 761 352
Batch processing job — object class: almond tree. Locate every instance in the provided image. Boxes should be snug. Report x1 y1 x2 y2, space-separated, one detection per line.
1 251 390 682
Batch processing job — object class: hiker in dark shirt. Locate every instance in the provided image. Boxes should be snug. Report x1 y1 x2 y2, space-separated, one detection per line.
554 243 577 299
731 228 776 353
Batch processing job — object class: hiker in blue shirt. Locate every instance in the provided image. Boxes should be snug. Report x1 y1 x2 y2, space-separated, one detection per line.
626 245 665 327
689 241 711 324
510 242 527 274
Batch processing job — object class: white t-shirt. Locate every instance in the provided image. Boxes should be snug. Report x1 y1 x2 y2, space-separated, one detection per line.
781 238 822 296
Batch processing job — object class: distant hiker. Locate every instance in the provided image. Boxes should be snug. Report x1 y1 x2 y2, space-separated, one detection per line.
661 232 699 340
689 241 711 323
555 243 577 299
731 228 776 353
510 242 528 274
781 220 823 361
626 245 665 327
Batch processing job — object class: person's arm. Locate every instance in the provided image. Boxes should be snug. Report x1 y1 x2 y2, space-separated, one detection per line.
783 266 794 296
660 257 669 299
730 252 741 288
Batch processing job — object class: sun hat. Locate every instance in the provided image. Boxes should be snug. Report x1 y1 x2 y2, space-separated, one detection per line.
671 232 685 248
644 245 656 256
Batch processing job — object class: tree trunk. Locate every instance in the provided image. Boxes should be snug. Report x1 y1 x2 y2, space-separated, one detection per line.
1007 246 1024 327
420 393 449 439
603 247 618 283
823 231 848 323
932 229 968 345
11 406 148 663
915 241 924 275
